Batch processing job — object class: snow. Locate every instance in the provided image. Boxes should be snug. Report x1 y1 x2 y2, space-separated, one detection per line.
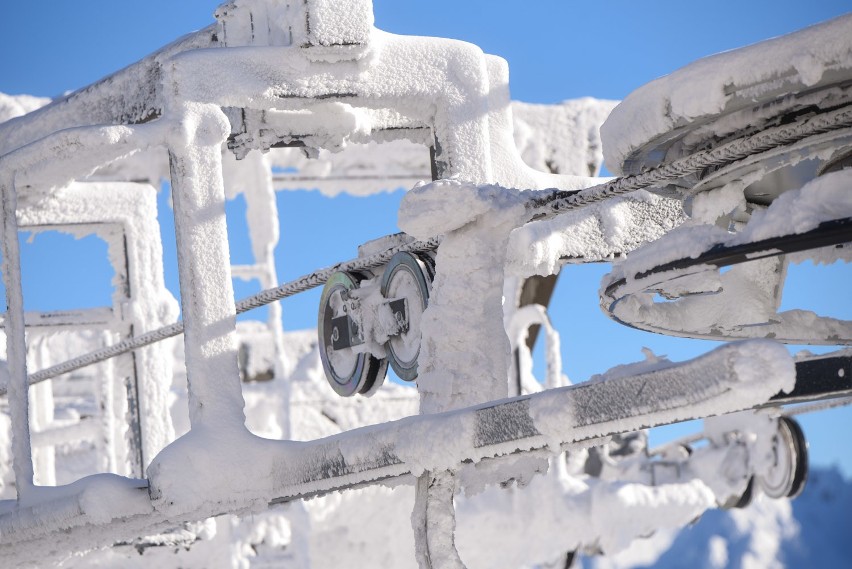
614 168 852 287
507 190 686 277
512 98 617 177
585 466 852 569
735 169 852 243
0 93 51 124
601 13 852 174
1 1 848 566
507 304 566 391
399 180 528 412
601 168 852 343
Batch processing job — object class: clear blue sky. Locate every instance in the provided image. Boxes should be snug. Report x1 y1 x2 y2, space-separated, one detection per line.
1 1 850 477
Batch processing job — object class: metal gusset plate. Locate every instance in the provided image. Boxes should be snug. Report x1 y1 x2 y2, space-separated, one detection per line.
318 271 388 396
380 252 433 381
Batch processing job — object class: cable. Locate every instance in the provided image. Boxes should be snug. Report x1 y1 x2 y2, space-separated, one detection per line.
525 104 852 219
9 236 441 391
10 103 852 390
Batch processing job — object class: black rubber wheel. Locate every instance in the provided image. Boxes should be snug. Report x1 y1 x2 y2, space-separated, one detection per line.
729 476 755 509
758 416 809 499
781 416 809 499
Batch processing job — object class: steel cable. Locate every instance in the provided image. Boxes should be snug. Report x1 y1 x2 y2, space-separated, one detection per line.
8 104 852 390
526 104 852 219
9 237 441 391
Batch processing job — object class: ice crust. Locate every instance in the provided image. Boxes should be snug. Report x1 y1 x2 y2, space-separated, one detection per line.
399 180 529 412
601 13 852 173
507 190 686 277
602 169 852 342
610 169 852 278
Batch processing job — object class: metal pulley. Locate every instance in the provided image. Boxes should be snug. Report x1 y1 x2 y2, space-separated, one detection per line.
381 252 434 381
318 271 388 397
758 416 808 499
317 251 434 396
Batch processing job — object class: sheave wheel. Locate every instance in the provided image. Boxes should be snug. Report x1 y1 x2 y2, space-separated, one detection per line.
758 416 809 499
380 252 432 381
318 271 388 396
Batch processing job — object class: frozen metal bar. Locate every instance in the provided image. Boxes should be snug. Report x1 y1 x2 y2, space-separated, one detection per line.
167 104 246 430
0 175 35 498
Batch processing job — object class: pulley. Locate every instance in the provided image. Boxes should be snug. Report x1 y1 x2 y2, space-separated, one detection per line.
758 417 808 499
380 252 434 381
318 271 388 396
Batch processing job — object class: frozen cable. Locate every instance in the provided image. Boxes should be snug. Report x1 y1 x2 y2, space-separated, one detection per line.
526 104 852 220
11 236 441 390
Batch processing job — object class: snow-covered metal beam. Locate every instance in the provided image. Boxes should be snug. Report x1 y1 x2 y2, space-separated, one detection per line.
0 28 216 157
0 175 35 499
0 340 793 562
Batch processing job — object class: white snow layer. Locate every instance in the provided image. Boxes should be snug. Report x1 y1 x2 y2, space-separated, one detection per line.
601 13 852 173
613 168 852 283
587 467 852 569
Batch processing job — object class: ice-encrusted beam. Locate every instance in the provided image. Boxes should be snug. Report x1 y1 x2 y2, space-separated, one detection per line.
0 27 216 157
166 103 246 430
0 340 793 562
0 121 169 192
265 340 794 503
0 175 35 499
147 341 794 511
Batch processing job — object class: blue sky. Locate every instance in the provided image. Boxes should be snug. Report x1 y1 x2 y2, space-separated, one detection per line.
2 1 850 476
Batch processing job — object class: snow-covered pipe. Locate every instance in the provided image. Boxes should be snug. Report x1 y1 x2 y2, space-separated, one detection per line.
0 121 169 192
508 304 566 393
0 27 216 157
148 340 791 516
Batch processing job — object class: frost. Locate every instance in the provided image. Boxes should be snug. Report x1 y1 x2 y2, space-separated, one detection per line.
602 13 852 174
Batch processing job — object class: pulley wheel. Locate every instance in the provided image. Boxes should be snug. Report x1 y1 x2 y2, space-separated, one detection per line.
758 416 809 499
380 252 432 381
728 476 755 510
318 271 388 396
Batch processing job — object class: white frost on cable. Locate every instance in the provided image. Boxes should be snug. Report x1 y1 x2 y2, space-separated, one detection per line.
507 189 686 278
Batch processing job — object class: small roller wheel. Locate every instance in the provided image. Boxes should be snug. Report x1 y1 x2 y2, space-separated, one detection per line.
318 271 388 396
759 416 809 499
380 252 432 381
728 476 755 509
